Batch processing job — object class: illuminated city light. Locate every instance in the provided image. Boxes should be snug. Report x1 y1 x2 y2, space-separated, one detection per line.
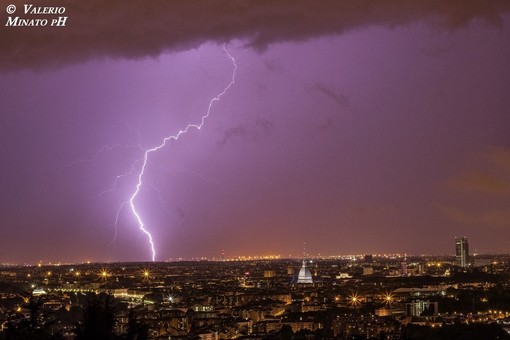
384 292 394 305
99 269 110 280
349 293 362 307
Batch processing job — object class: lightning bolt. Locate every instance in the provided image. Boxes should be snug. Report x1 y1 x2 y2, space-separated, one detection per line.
60 122 143 170
126 45 237 261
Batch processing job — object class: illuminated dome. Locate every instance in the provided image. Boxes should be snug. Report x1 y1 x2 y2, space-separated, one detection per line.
297 260 313 284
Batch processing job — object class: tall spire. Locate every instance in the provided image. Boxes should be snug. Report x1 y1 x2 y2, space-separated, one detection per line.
297 241 313 284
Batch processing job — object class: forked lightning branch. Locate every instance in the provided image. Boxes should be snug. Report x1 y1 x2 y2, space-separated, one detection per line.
120 45 237 261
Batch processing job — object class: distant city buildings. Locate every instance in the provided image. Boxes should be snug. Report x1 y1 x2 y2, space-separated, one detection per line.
1 253 509 338
400 258 408 276
406 300 438 317
455 236 470 268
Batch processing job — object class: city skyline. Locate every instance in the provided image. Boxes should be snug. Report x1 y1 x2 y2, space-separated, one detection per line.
1 2 510 263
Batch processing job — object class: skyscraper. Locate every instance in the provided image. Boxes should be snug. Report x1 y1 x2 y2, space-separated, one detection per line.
455 237 469 268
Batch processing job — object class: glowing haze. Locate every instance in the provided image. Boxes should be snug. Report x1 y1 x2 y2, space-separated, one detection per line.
0 1 509 263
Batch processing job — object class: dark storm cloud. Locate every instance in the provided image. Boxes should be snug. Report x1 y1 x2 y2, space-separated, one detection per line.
2 0 509 71
449 148 510 195
442 147 510 229
448 171 510 194
313 83 349 107
217 118 273 147
485 147 510 173
217 125 250 147
264 60 286 73
440 206 510 229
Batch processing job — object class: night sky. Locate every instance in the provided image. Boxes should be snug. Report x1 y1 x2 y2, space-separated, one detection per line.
1 1 510 263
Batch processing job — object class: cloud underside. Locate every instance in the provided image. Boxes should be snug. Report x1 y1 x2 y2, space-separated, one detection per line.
2 0 509 71
441 206 510 229
442 147 510 229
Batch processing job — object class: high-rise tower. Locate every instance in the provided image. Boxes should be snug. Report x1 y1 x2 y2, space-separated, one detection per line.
455 237 469 268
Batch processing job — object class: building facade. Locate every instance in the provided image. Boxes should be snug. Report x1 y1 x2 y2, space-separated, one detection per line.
455 237 469 268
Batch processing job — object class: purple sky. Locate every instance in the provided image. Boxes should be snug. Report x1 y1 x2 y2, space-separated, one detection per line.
1 2 510 263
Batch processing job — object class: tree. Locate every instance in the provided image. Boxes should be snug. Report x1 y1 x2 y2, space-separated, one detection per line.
278 324 293 340
124 308 149 340
0 294 63 340
76 293 117 340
